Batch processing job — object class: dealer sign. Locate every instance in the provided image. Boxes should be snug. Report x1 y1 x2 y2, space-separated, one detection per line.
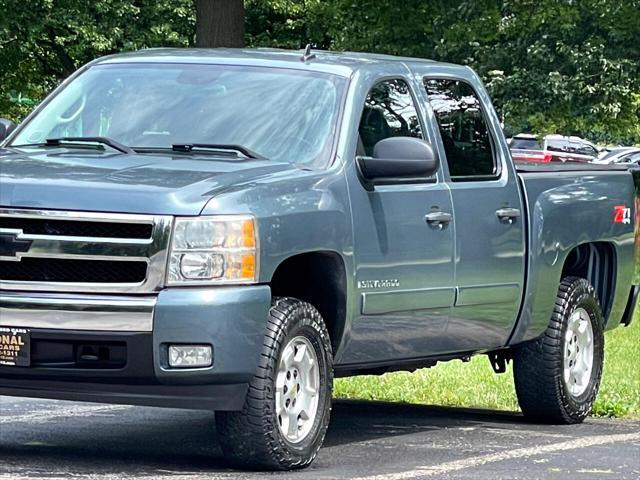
0 327 30 367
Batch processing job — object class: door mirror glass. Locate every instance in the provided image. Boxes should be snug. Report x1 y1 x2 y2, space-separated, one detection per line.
358 136 439 181
0 118 17 142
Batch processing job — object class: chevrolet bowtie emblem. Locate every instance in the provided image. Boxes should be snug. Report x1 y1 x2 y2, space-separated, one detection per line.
0 232 33 260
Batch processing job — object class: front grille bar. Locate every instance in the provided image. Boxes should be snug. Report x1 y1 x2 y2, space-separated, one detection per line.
0 216 153 239
0 230 153 262
0 208 173 294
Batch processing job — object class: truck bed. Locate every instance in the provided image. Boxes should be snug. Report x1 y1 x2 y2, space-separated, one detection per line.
511 165 637 343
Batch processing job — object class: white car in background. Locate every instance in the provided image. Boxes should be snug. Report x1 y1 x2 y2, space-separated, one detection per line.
595 147 640 165
509 134 599 164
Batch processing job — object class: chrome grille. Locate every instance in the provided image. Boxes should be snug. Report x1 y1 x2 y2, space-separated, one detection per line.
0 209 172 293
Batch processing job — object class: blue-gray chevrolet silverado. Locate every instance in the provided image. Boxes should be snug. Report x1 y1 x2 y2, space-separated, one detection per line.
0 48 638 470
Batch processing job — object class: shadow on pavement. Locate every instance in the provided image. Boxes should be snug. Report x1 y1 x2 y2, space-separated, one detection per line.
326 399 523 447
0 399 523 474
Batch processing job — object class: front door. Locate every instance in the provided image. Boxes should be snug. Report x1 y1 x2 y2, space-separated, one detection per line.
421 75 526 351
341 77 456 365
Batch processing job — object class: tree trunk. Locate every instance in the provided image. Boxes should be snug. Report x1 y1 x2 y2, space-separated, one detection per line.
196 0 245 48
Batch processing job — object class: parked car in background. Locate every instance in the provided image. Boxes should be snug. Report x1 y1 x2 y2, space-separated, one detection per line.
596 147 640 165
510 133 599 163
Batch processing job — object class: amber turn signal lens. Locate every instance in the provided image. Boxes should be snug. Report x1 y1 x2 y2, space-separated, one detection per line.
242 219 256 248
240 253 256 279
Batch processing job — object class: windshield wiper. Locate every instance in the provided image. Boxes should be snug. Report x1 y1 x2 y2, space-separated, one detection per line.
171 143 265 160
44 137 134 154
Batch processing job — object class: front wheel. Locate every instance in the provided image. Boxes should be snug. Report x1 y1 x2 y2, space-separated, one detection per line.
216 297 333 470
513 277 604 424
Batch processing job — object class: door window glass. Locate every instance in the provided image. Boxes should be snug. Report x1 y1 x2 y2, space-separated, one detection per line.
624 152 640 164
575 143 597 157
546 138 573 153
424 78 496 178
358 79 422 156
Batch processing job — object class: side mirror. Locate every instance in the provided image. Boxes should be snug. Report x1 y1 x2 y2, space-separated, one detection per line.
0 118 17 143
357 137 439 184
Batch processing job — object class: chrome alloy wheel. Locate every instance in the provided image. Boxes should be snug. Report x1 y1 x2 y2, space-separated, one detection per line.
563 307 594 397
275 336 320 444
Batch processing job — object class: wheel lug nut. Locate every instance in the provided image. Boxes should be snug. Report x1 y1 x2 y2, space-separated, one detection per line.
283 385 288 393
287 371 291 380
286 399 290 407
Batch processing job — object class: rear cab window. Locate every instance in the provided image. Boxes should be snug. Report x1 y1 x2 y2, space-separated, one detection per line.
510 138 542 150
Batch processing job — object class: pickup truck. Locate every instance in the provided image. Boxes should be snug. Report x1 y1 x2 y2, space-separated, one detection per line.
0 48 637 471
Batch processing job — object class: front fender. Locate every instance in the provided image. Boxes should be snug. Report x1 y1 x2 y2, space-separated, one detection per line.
200 168 353 283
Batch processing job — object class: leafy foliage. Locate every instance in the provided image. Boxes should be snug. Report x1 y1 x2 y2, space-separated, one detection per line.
245 0 328 49
319 0 640 143
2 0 639 143
0 0 195 121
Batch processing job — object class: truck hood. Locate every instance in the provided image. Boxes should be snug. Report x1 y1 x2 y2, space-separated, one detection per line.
0 147 295 215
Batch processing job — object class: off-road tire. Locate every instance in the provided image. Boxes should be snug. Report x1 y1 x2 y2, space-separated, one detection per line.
513 277 604 424
216 297 333 470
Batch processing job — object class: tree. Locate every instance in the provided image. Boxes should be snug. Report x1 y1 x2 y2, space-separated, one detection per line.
320 0 640 143
196 0 245 47
244 0 328 49
0 0 195 121
1 0 639 144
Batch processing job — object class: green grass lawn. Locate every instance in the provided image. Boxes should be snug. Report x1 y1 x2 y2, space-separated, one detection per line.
335 308 639 418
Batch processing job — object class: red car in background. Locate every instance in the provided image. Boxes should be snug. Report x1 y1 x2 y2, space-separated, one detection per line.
509 133 599 164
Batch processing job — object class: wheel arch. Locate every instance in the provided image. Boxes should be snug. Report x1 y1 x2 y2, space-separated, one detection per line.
561 242 617 320
269 250 348 355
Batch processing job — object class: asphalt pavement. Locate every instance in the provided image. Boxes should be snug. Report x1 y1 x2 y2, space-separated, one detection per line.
1 396 638 479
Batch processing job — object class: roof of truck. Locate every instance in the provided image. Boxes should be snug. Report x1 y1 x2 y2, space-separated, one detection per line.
93 47 461 77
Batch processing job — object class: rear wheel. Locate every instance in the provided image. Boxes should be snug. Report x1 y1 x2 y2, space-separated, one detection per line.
216 297 333 470
513 277 604 424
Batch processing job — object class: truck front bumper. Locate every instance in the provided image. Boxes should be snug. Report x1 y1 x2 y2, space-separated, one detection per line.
0 286 272 411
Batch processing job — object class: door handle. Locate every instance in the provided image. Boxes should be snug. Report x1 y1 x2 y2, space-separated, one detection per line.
425 211 453 228
496 207 521 224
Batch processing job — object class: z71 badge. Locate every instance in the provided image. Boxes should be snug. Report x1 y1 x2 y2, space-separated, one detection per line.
614 205 631 225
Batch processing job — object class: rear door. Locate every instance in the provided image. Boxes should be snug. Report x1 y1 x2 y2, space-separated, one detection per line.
413 69 526 351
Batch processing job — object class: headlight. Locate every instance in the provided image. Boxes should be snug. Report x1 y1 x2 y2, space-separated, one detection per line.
167 215 258 285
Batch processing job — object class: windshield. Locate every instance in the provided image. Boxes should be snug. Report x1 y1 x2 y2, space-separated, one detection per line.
12 63 347 166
